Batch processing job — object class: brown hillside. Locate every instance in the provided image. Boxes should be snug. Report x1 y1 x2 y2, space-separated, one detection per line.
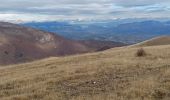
79 40 126 51
133 36 170 47
0 22 97 65
0 22 125 65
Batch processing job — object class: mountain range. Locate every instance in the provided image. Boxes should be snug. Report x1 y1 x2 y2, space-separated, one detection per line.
22 20 170 44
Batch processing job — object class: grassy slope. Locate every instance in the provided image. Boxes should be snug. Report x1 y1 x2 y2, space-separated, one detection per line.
0 45 170 100
132 36 170 47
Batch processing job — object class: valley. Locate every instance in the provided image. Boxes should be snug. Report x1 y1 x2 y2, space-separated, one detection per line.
23 20 170 44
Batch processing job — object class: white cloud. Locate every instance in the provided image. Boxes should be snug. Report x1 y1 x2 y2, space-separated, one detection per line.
0 0 169 22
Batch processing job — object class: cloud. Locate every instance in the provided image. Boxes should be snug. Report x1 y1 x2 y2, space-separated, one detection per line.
111 0 170 7
0 0 169 22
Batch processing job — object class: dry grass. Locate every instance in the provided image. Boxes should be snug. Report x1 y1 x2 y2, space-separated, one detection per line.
0 45 170 99
132 36 170 47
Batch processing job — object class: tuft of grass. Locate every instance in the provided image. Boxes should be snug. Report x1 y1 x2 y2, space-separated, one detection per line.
136 48 146 57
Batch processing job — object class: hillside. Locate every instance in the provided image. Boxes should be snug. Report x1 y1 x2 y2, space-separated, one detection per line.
0 22 124 65
0 44 170 100
133 36 170 47
79 40 126 51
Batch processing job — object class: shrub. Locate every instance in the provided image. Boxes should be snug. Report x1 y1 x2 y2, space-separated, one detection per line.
136 48 146 57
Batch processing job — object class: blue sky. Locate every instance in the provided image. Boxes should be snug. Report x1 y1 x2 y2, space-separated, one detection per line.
0 0 170 22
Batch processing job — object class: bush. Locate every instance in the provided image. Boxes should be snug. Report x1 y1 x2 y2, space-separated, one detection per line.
136 48 146 57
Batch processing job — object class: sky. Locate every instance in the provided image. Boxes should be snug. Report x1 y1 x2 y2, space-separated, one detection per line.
0 0 170 22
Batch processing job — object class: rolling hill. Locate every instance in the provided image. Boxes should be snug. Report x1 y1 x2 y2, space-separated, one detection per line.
133 36 170 47
0 22 124 65
0 36 170 99
79 40 126 51
0 22 91 65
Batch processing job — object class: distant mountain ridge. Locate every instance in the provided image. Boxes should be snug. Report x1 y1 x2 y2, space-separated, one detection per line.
22 20 170 44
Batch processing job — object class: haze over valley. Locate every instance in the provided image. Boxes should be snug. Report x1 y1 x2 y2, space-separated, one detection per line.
23 19 170 44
